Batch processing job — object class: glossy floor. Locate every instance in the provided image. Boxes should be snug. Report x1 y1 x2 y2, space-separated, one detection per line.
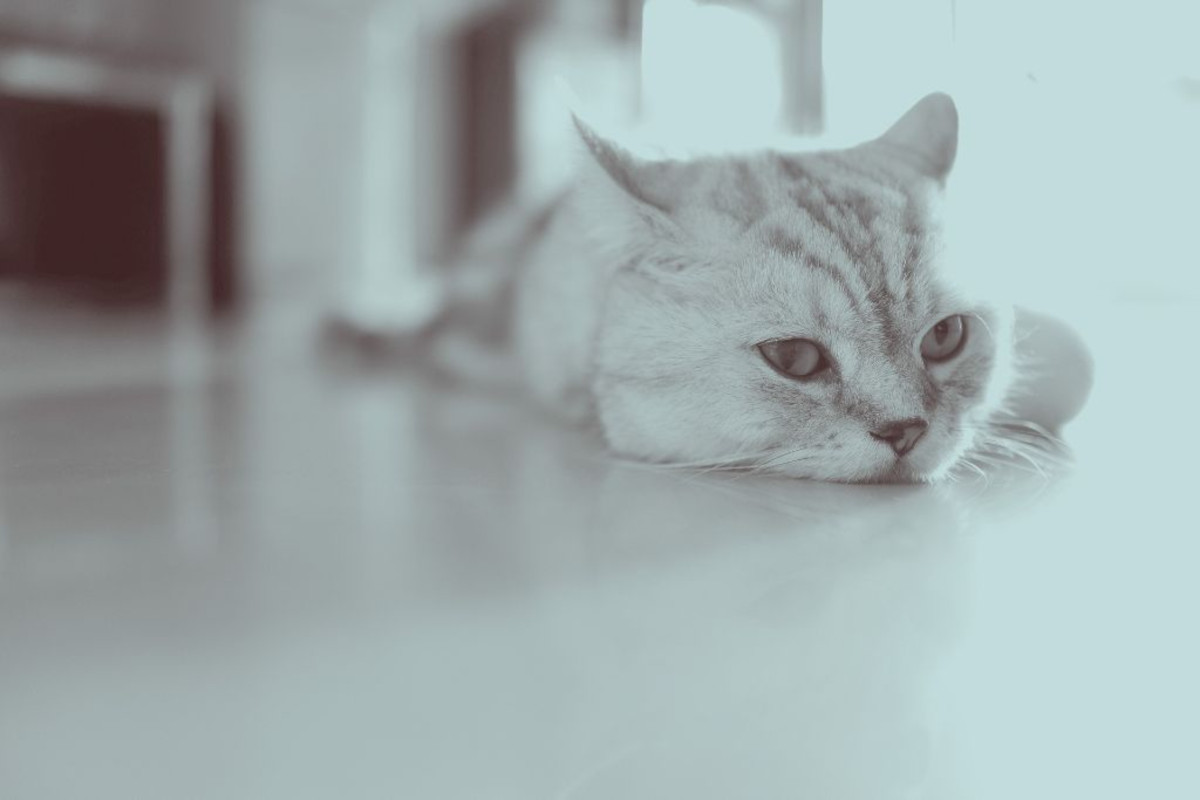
0 295 1197 800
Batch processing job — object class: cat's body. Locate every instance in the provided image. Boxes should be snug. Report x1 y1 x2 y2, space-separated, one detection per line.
429 94 1087 483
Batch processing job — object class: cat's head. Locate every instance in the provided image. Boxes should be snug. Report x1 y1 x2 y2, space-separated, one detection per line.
579 93 1013 483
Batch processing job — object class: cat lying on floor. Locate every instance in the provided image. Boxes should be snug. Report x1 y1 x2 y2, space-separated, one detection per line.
423 93 1092 483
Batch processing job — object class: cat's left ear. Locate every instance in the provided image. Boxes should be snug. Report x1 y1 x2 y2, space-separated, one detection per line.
873 92 959 184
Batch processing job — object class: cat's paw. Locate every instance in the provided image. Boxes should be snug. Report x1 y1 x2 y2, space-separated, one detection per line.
1008 307 1094 435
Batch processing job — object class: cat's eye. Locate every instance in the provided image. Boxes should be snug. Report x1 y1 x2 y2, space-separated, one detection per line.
920 314 967 362
758 338 830 379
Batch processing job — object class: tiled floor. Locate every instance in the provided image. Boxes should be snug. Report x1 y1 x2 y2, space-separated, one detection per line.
0 291 1196 800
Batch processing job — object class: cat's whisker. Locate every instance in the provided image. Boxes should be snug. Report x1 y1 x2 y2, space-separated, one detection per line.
751 452 819 475
606 449 781 477
953 457 990 486
751 448 810 471
998 423 1065 453
964 417 1076 484
995 442 1050 480
970 313 998 342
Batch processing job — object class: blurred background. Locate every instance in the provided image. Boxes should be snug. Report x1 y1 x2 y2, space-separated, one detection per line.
0 0 1196 337
2 3 1200 799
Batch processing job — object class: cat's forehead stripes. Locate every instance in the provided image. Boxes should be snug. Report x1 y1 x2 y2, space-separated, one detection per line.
723 160 774 226
760 226 867 324
742 151 942 342
688 157 775 231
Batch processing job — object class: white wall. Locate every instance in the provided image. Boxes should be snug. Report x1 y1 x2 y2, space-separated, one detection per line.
820 0 1200 311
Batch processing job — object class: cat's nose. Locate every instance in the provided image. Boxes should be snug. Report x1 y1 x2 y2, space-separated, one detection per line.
871 418 928 457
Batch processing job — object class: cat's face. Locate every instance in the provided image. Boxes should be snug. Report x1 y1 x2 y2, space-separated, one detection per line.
582 94 1013 482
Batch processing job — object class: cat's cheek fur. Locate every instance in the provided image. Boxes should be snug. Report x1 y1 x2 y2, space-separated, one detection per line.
969 305 1017 415
920 306 1014 476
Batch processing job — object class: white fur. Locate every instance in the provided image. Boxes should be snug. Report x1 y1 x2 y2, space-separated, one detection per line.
501 94 1017 482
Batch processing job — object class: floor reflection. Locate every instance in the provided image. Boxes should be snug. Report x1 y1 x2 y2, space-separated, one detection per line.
1 301 1196 800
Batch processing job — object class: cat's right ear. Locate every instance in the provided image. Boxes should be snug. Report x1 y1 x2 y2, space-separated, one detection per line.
571 114 682 237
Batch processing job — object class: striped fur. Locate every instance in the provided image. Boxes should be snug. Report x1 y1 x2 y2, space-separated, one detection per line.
499 93 1015 482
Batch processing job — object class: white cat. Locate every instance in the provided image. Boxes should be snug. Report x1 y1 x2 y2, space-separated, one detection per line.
426 93 1092 483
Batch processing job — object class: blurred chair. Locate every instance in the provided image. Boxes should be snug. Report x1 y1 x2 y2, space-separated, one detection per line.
0 5 239 315
317 0 643 335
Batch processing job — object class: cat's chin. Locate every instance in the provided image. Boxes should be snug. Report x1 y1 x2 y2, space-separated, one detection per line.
772 460 940 485
754 447 948 484
834 446 963 484
863 461 942 485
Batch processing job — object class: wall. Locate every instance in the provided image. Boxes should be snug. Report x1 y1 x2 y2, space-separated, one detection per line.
0 0 237 80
